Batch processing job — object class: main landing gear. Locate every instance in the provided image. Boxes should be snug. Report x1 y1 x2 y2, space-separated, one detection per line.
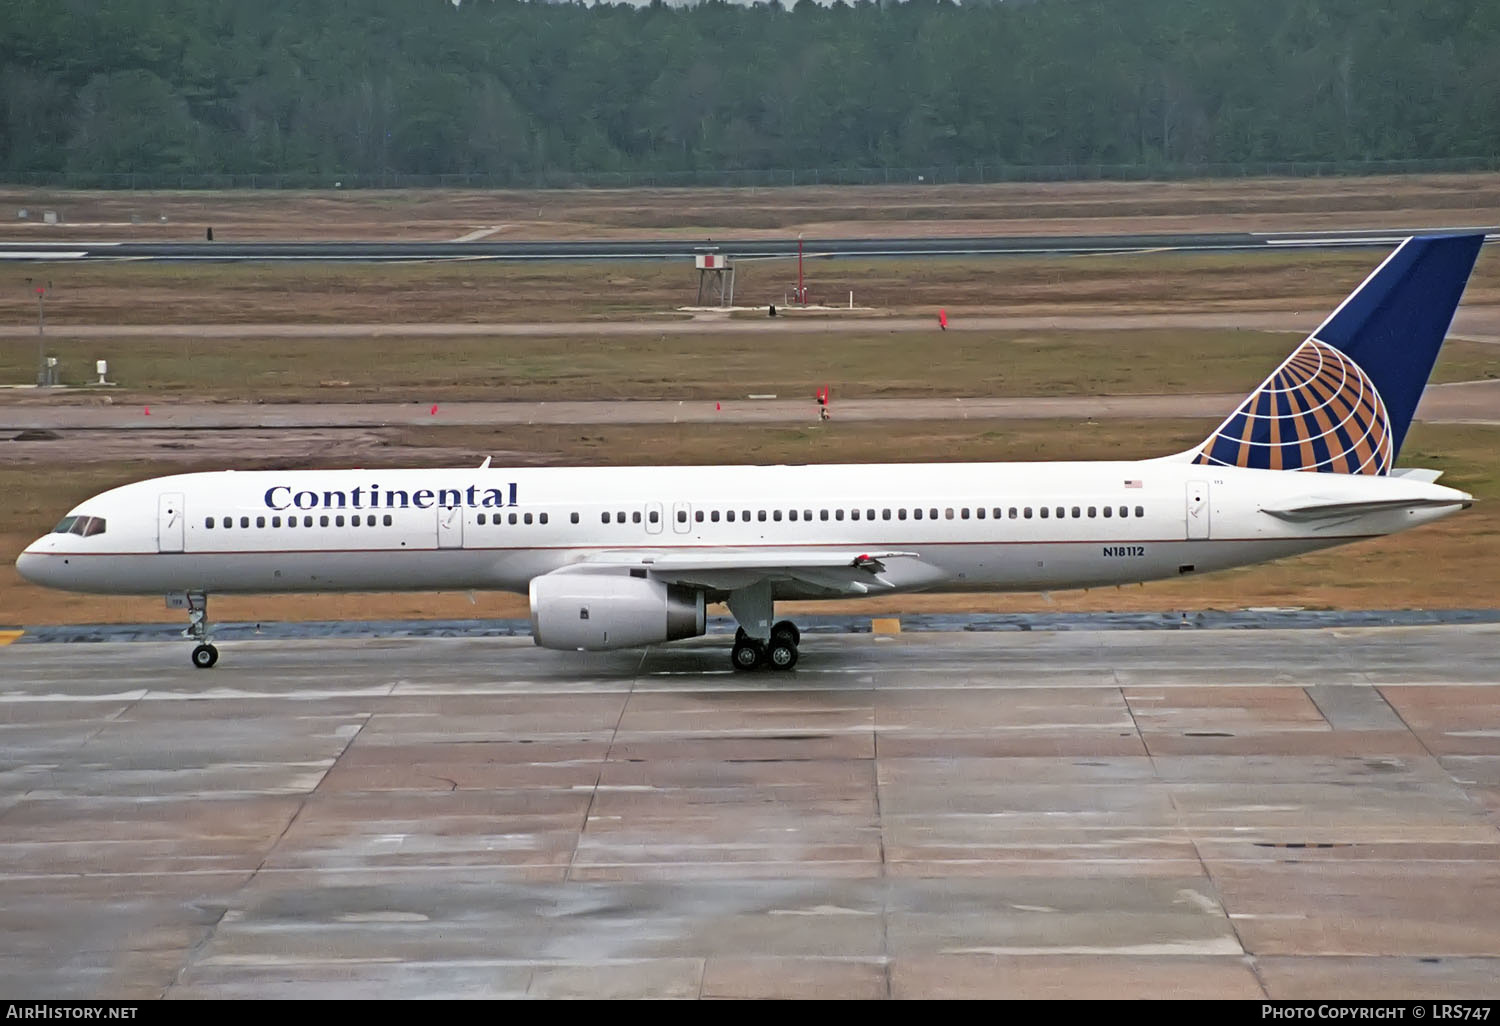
183 591 218 669
724 581 799 672
731 620 801 672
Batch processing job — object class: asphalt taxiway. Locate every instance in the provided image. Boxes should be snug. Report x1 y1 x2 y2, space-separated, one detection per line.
7 227 1493 263
3 626 1498 998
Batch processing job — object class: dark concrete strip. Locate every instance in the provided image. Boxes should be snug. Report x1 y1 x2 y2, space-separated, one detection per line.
13 608 1500 645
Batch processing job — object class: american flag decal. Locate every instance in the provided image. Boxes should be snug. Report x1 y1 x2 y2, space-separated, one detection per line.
1191 338 1393 475
1124 479 1142 488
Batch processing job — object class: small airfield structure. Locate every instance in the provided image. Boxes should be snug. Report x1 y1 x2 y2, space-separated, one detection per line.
694 248 735 307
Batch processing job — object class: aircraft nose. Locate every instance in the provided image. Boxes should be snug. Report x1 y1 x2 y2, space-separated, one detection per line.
16 540 50 585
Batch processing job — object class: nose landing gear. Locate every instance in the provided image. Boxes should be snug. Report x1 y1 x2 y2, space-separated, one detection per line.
182 591 218 669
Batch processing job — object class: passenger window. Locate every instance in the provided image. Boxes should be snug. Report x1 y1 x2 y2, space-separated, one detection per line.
788 510 798 521
508 512 518 525
632 511 642 524
1135 506 1144 518
272 516 281 528
1071 507 1080 518
866 509 875 520
383 514 393 526
803 510 812 521
677 510 687 523
1040 507 1049 518
617 512 626 524
711 510 720 523
1119 506 1129 517
757 510 767 522
914 508 923 520
773 510 782 522
929 508 938 519
882 509 891 520
571 512 579 524
649 510 659 524
960 508 970 520
727 511 736 522
1103 506 1112 518
742 510 750 521
1055 507 1065 518
976 508 985 519
835 509 845 521
478 514 487 525
1024 508 1033 519
204 518 214 529
334 515 344 527
240 516 250 528
851 509 861 521
898 508 907 520
696 510 705 522
601 512 610 524
256 516 266 528
524 513 533 525
287 517 296 528
820 510 829 521
320 515 330 527
1008 508 1018 519
1087 506 1096 518
303 516 313 527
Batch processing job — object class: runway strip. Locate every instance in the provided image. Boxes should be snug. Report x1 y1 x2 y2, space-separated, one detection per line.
2 626 1497 998
4 379 1498 430
5 227 1494 263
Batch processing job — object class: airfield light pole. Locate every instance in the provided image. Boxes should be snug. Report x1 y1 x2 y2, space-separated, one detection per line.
27 279 50 386
797 234 804 304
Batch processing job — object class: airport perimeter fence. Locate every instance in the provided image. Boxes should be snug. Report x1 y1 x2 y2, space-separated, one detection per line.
3 156 1498 191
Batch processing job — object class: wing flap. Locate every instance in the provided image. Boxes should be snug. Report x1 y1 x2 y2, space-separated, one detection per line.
559 548 949 597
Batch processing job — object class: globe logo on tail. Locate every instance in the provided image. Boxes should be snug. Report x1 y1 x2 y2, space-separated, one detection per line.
1193 338 1393 475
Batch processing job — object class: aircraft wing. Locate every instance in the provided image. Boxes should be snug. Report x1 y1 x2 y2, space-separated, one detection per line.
559 548 951 596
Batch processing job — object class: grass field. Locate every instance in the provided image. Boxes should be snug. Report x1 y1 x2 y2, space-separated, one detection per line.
4 172 1499 241
2 419 1495 627
6 328 1499 404
5 248 1498 328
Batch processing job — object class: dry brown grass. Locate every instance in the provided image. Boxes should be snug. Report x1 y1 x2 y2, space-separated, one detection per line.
5 327 1497 404
3 172 1499 241
4 247 1498 330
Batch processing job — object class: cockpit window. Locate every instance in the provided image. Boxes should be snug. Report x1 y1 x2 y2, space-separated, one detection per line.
55 515 106 537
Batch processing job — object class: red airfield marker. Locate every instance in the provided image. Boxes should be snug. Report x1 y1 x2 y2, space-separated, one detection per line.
938 309 948 330
430 404 439 416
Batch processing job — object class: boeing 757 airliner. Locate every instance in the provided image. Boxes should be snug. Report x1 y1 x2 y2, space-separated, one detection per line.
16 234 1488 670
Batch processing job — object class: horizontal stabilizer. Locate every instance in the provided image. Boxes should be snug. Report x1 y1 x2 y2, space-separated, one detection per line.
1390 468 1444 484
1261 495 1470 523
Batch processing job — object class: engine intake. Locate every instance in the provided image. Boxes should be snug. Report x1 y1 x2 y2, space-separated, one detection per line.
529 573 706 651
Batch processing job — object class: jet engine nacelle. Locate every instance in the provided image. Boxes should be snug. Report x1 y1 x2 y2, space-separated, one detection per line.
529 573 706 651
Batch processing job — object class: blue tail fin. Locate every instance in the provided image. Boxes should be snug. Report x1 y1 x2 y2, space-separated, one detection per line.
1190 233 1485 475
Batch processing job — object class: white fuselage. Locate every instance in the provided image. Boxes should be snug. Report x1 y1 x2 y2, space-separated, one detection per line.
15 459 1469 600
